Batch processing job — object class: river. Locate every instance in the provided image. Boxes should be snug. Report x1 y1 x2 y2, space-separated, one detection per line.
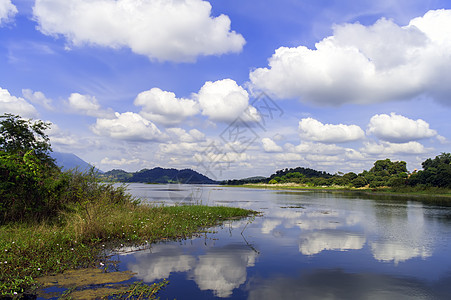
115 183 451 299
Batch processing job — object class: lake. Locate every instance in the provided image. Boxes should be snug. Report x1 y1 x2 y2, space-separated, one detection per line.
115 183 451 299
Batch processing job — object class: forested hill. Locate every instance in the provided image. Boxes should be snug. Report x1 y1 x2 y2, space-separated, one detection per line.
101 167 217 184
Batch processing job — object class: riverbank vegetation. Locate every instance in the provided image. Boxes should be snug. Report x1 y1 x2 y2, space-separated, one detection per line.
223 154 451 195
0 114 255 298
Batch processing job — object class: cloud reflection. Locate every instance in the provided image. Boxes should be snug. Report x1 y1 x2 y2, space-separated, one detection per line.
247 269 434 300
127 243 257 298
128 244 195 282
299 231 365 255
191 245 258 297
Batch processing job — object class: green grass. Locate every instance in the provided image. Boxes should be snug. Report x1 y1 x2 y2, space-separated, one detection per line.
0 202 255 297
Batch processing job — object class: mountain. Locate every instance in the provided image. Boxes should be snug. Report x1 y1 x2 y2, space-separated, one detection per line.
102 167 217 184
51 152 103 173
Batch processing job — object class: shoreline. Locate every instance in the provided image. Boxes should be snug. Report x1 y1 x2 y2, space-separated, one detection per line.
225 183 451 200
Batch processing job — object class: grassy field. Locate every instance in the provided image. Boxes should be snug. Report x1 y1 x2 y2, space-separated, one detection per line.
0 201 255 298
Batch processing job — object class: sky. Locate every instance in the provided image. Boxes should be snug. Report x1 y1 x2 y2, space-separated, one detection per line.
1 0 451 180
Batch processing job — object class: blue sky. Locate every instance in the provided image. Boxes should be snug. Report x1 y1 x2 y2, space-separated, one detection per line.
1 0 451 180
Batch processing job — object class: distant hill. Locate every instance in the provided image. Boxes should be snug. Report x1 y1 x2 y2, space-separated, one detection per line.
51 152 103 173
101 167 217 184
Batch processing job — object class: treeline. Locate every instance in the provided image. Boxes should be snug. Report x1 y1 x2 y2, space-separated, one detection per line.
223 154 451 189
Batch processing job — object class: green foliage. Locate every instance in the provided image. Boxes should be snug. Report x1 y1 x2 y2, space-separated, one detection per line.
0 114 54 166
351 176 367 188
415 153 451 188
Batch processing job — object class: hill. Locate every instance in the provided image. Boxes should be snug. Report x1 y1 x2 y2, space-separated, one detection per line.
51 152 103 173
102 167 217 184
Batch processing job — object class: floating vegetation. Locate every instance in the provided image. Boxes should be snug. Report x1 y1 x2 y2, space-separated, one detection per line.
36 268 167 299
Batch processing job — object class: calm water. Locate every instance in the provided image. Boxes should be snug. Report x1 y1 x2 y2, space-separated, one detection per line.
116 184 451 299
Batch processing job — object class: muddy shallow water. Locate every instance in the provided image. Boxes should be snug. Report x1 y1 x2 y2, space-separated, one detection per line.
39 184 451 299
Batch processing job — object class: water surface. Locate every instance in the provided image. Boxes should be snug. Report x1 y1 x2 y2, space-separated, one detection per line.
117 184 451 299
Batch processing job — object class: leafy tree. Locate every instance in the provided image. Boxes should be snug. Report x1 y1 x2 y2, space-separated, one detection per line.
351 176 367 188
416 153 451 188
0 114 58 222
0 114 54 166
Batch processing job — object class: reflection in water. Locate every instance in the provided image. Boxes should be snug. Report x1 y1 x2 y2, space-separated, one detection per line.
247 269 434 300
191 245 258 297
370 202 432 264
128 245 195 282
299 231 365 255
120 184 451 299
127 243 257 298
371 242 430 265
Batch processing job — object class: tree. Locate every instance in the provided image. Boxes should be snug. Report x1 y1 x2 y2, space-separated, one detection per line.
416 153 451 188
0 114 59 222
0 114 54 166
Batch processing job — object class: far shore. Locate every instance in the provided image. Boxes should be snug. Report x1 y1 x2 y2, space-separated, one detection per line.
225 183 451 200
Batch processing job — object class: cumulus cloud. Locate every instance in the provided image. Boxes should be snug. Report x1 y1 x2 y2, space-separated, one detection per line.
134 88 199 126
250 9 451 105
367 112 437 143
22 89 53 111
299 118 364 143
285 142 345 155
197 79 252 122
361 141 429 155
0 0 17 25
67 93 114 118
32 0 245 62
165 128 205 143
92 112 162 141
0 87 38 118
261 137 283 152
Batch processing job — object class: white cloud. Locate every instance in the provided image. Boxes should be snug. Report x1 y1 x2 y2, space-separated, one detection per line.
197 79 251 122
92 112 162 141
361 141 429 155
285 142 345 155
33 0 245 62
274 153 303 162
165 128 205 143
67 93 114 118
367 112 437 143
261 137 283 152
299 118 364 143
0 87 38 118
22 89 53 111
135 88 199 126
0 0 17 25
100 157 140 166
47 123 79 146
250 9 451 105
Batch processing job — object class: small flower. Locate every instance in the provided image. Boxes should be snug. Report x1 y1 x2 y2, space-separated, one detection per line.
37 268 41 271
13 292 17 295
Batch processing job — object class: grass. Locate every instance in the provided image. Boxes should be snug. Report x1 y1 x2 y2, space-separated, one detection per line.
0 200 255 298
